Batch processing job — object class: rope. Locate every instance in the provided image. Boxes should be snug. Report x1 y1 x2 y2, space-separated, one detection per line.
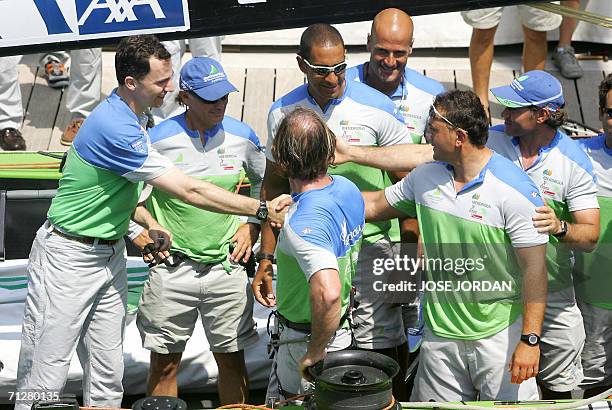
529 2 612 29
400 387 612 410
234 174 248 193
383 395 397 410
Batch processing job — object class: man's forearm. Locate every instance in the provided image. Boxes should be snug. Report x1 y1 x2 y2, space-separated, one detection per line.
132 205 159 230
259 164 290 254
345 144 433 171
558 221 599 252
185 179 260 217
151 168 261 218
516 245 548 335
309 287 341 357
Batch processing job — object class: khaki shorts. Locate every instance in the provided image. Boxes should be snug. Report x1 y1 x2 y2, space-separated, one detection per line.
538 288 585 392
275 326 352 395
137 258 258 354
411 317 539 401
577 301 612 389
461 6 562 31
352 239 406 349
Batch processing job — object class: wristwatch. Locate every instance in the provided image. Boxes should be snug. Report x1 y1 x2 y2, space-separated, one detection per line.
256 253 276 263
256 200 269 221
552 220 568 238
520 333 541 346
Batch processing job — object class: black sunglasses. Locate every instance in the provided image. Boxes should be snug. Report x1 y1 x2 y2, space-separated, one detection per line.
189 91 229 104
303 58 347 77
604 107 612 118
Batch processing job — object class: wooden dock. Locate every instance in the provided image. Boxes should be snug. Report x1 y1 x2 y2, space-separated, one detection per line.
9 50 611 151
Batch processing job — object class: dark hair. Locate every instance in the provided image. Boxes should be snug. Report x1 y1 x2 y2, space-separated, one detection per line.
542 108 566 129
298 23 344 61
599 73 612 111
272 108 335 180
432 90 489 147
115 35 171 86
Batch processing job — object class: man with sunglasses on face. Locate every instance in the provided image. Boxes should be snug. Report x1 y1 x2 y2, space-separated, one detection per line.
572 73 612 399
135 57 264 405
487 70 600 400
253 23 414 394
363 90 549 401
345 9 445 384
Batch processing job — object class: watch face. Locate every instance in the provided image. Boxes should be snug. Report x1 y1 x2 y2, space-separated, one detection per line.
257 206 268 220
528 334 538 345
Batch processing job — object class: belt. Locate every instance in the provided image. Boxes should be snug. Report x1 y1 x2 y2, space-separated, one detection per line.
277 312 350 333
278 313 312 332
51 227 119 246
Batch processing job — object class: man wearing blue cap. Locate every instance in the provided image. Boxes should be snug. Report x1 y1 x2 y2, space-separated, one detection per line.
15 36 287 410
136 56 266 404
487 69 600 399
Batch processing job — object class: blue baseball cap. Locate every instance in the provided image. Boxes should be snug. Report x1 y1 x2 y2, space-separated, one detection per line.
490 70 565 111
179 56 237 101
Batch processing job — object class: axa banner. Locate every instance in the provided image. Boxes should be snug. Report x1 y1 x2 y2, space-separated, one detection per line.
0 0 190 48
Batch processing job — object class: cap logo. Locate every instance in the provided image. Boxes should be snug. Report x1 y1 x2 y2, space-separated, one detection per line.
203 68 226 84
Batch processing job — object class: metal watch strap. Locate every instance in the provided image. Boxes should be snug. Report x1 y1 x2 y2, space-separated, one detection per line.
553 220 568 238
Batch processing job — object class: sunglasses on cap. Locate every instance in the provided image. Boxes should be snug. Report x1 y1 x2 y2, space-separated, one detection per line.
189 91 229 104
302 58 347 77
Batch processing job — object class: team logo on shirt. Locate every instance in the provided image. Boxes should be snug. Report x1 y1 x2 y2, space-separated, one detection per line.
427 187 443 203
341 220 363 246
470 192 491 220
339 120 365 143
541 169 563 197
217 147 237 171
130 138 146 153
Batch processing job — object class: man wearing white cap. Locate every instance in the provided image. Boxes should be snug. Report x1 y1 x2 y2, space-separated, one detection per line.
488 70 600 399
136 56 265 404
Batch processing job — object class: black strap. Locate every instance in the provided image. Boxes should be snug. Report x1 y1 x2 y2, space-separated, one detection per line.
277 307 352 333
0 190 5 262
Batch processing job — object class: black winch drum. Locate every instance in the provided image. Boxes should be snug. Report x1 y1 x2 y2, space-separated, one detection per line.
308 350 400 410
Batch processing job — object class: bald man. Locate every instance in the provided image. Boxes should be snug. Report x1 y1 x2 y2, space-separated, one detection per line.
347 8 444 141
345 9 444 395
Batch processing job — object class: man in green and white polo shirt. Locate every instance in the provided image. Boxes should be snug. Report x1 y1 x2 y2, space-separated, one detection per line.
362 90 548 401
253 24 413 389
15 36 287 410
346 10 446 373
573 73 612 398
269 108 365 397
488 70 600 399
135 57 264 404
